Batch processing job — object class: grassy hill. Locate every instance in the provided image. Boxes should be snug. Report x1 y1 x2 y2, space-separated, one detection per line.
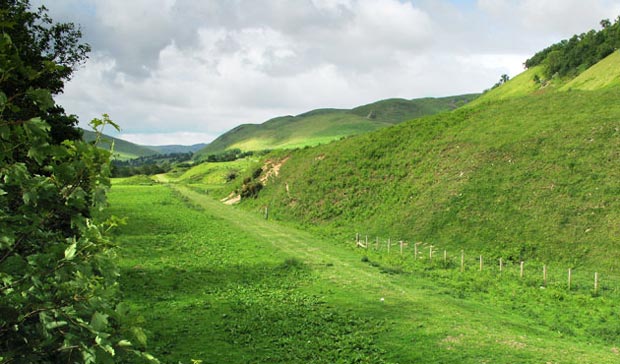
232 80 620 269
194 94 478 160
82 129 158 160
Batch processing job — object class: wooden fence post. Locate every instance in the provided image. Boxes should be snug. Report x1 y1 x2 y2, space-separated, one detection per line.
479 255 483 271
568 268 572 291
387 238 391 254
444 250 447 265
499 258 503 273
414 243 419 260
429 245 434 263
400 241 404 255
520 261 524 278
356 233 359 245
594 272 599 294
365 235 368 250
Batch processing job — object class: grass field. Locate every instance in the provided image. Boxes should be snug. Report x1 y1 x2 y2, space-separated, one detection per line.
108 182 620 363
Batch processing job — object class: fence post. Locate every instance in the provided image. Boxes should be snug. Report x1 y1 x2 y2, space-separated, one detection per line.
365 235 368 250
388 238 391 254
376 237 379 250
429 245 434 263
568 268 572 291
400 241 404 255
520 261 524 278
479 255 483 272
499 258 503 273
444 250 447 265
594 272 599 294
414 243 419 260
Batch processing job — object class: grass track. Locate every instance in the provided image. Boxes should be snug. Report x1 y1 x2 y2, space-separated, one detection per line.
110 183 620 363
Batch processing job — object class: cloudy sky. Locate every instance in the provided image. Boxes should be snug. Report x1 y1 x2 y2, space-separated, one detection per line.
37 0 620 146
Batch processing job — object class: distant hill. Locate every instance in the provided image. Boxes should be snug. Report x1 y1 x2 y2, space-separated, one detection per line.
82 130 206 160
81 129 158 160
147 143 208 154
194 94 478 160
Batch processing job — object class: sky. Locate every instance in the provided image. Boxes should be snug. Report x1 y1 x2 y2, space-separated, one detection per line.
36 0 620 146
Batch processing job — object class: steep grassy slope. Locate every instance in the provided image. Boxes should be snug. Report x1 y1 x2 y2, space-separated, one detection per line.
194 94 478 159
82 129 158 160
467 66 545 106
243 87 620 269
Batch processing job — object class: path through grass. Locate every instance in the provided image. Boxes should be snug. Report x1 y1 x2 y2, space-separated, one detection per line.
109 183 620 363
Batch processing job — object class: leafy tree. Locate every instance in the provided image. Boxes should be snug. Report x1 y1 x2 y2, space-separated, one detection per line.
525 17 620 78
0 2 156 363
0 0 90 144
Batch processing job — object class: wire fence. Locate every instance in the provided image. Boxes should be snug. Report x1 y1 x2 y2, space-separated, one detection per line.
354 233 620 297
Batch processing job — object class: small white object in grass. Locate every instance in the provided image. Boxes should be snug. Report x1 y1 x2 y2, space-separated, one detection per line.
380 297 385 302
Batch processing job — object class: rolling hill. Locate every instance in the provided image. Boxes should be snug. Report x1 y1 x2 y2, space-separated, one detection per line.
82 129 208 160
81 129 158 160
193 94 478 160
228 50 620 270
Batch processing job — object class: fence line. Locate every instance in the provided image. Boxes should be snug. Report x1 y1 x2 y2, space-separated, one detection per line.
355 232 607 296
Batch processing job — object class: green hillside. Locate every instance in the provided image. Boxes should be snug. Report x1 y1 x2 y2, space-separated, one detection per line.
82 129 158 160
194 94 478 160
234 84 620 269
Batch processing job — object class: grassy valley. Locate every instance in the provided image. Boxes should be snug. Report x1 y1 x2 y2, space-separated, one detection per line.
106 24 620 364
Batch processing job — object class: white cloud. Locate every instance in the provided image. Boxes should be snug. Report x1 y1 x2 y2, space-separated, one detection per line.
44 0 620 145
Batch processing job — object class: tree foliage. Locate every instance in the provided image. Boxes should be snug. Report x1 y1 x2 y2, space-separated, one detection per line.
0 1 155 363
525 16 620 78
0 0 90 144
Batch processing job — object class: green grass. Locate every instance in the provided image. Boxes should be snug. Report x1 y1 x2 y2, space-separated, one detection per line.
237 87 620 269
108 184 620 363
467 65 546 107
194 94 479 159
171 159 255 185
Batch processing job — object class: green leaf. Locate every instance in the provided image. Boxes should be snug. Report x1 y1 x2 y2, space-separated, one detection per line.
90 312 109 332
64 241 77 260
26 88 54 111
0 91 7 113
117 339 132 347
45 321 68 330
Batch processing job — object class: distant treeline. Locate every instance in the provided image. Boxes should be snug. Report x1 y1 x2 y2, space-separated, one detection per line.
525 17 620 78
204 148 272 162
112 152 192 177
